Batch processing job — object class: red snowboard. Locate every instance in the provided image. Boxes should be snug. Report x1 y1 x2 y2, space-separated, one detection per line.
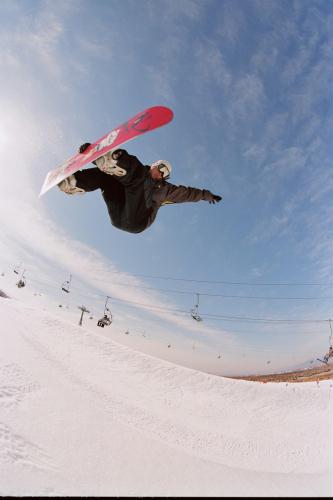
40 106 173 196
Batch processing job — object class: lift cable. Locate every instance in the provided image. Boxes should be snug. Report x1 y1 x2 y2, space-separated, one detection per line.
103 270 328 287
103 295 329 324
96 281 330 300
27 276 331 301
23 276 331 325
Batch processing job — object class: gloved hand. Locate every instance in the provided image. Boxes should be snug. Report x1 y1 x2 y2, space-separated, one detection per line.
203 190 222 204
209 194 222 204
79 143 91 154
111 149 126 160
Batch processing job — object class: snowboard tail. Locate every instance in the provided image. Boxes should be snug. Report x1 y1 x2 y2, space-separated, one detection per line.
40 106 173 196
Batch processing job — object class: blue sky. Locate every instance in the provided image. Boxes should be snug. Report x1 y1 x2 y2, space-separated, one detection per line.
0 0 332 375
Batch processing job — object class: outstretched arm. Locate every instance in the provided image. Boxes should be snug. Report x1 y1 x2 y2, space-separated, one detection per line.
162 183 222 205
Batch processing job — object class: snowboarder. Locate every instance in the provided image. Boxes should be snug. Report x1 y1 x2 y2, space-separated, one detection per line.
58 144 222 234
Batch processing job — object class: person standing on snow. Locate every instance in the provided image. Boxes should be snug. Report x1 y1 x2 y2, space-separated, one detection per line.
58 144 222 234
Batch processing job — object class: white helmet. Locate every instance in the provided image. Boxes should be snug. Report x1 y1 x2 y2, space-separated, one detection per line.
150 160 172 180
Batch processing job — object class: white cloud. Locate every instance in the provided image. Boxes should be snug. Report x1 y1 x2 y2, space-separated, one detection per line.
281 42 313 86
147 64 176 101
263 147 307 177
243 144 266 165
194 41 232 92
146 0 203 22
227 74 266 133
215 1 245 45
0 0 111 92
0 8 65 85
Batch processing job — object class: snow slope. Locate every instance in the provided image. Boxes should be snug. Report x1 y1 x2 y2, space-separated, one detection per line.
0 296 332 496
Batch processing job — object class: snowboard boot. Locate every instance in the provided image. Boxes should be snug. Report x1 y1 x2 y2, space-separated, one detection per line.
94 149 127 177
58 174 85 195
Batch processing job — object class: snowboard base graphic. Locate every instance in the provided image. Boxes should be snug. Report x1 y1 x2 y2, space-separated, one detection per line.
40 106 173 196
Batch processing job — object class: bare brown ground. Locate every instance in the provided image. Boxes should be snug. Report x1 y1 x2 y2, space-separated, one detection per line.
230 363 333 383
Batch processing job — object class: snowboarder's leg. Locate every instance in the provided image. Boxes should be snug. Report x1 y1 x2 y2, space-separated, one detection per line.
110 151 151 232
59 153 151 233
77 168 127 229
58 167 110 194
112 150 147 186
121 182 150 232
58 167 126 229
101 177 126 229
94 150 151 232
95 149 146 187
74 167 111 192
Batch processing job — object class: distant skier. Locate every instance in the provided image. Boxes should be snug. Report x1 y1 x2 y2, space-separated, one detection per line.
58 144 222 234
324 346 333 363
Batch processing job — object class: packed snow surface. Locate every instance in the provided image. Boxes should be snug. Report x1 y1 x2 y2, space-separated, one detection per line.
0 297 332 496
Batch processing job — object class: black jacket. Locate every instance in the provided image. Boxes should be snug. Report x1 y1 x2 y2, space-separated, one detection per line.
115 152 215 229
75 151 216 233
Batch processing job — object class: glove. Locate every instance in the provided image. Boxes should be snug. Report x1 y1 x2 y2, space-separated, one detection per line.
209 194 222 204
111 148 126 160
78 143 91 154
203 190 222 204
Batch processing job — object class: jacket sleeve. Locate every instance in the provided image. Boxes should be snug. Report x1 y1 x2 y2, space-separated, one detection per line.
162 183 213 204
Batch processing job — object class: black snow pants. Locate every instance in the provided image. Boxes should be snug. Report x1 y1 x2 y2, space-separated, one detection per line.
75 153 151 234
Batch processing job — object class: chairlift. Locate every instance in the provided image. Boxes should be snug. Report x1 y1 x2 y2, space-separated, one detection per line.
97 296 113 328
190 293 203 322
97 315 112 328
217 353 222 359
61 274 72 293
